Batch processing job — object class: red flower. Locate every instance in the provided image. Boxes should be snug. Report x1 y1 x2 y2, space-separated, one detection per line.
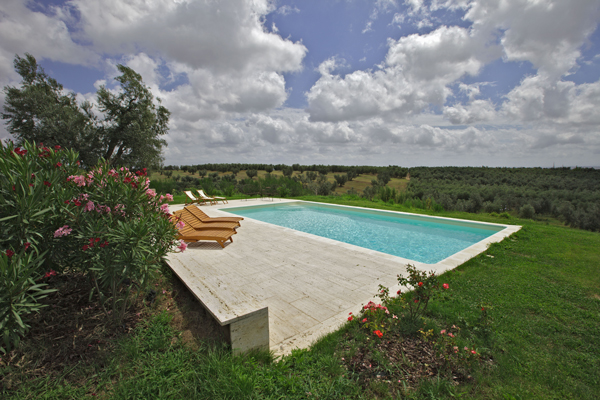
12 185 15 191
348 315 353 321
54 145 61 150
44 181 51 187
14 147 27 156
29 183 34 187
73 200 82 206
442 283 449 289
24 242 30 251
396 290 401 295
481 307 485 311
55 162 62 168
418 282 423 287
82 245 89 251
100 241 109 248
64 200 70 204
76 160 80 166
414 299 419 303
44 270 57 278
373 330 383 338
5 249 14 258
361 318 367 323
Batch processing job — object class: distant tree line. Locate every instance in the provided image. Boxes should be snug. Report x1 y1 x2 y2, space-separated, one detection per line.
164 163 409 178
404 166 600 232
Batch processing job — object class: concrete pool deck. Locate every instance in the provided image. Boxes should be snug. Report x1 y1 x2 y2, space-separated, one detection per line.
167 199 521 356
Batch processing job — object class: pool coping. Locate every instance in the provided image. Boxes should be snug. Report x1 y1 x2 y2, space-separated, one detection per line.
167 199 521 355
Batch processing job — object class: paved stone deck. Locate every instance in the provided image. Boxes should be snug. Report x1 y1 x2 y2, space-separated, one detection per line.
167 199 521 355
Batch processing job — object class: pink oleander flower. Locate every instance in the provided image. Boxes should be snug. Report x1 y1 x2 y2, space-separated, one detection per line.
84 201 95 212
464 346 469 351
176 221 185 230
166 193 173 202
392 315 398 319
68 175 86 186
361 318 367 323
160 203 170 214
54 225 73 238
177 240 188 252
471 350 477 354
448 332 455 338
440 329 446 335
146 188 157 198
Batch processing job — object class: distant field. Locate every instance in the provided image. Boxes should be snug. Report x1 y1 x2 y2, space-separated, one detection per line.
150 169 407 195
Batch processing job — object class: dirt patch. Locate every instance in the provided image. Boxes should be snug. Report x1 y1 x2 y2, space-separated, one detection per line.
340 331 480 396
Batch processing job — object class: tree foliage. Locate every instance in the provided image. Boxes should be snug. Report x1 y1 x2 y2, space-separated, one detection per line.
96 65 169 168
1 54 101 167
2 54 169 169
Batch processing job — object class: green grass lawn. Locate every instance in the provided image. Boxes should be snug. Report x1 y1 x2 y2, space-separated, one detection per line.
3 198 599 399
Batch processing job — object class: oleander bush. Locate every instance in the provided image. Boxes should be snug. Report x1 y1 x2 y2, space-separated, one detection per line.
0 140 181 353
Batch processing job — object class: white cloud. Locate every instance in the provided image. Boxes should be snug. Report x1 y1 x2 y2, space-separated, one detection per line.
67 0 305 74
465 0 600 79
277 5 300 16
444 99 497 125
306 25 500 122
0 0 99 82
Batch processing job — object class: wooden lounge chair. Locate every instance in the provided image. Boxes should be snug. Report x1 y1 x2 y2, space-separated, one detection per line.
198 189 228 204
184 191 213 206
173 208 240 230
176 223 236 248
185 205 244 224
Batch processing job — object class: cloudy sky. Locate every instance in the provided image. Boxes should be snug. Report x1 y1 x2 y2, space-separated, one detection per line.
1 0 599 167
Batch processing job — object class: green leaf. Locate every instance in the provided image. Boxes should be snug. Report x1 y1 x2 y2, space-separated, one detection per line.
0 215 18 222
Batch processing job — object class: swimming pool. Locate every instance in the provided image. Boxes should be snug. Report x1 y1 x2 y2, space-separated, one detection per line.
223 201 507 264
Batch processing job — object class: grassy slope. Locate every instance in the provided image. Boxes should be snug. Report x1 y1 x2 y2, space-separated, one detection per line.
3 198 599 399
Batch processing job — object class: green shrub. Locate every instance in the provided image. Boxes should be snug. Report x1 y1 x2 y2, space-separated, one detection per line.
55 163 181 323
519 204 536 219
0 250 55 353
0 141 80 352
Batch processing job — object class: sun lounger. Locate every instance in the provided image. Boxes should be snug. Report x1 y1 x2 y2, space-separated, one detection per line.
185 205 244 224
184 190 213 206
174 208 240 230
199 189 228 204
175 221 236 248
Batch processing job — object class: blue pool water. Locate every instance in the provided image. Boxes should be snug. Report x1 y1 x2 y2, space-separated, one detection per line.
224 202 505 264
